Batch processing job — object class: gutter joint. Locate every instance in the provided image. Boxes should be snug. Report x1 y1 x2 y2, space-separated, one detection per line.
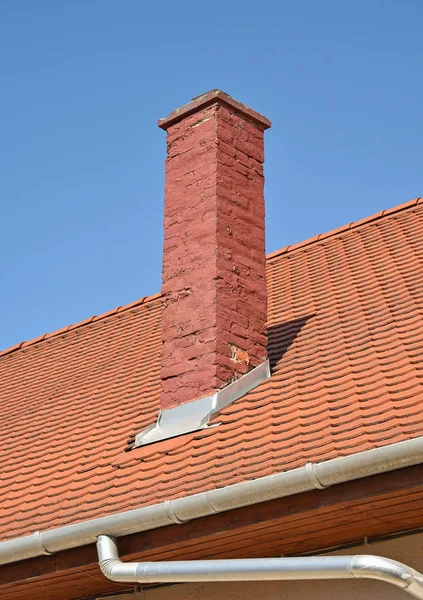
305 462 326 490
34 531 53 556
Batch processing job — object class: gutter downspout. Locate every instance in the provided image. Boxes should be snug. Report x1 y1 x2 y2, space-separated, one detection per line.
2 436 423 565
97 535 423 600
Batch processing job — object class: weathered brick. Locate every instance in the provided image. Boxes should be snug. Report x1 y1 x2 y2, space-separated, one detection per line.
159 91 270 409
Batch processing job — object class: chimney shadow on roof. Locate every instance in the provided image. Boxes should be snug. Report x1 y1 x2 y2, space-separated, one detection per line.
267 314 315 371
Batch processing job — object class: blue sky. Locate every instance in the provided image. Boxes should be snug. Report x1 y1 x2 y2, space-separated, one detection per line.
1 0 422 350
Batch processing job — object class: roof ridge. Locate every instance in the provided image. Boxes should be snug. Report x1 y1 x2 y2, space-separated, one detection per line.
0 293 162 359
2 197 421 360
267 197 423 262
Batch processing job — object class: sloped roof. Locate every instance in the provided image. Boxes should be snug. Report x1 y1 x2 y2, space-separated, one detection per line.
1 198 423 542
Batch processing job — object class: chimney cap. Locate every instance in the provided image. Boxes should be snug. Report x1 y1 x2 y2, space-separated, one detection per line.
158 89 271 131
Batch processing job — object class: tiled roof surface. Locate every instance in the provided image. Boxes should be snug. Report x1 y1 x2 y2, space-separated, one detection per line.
1 198 423 541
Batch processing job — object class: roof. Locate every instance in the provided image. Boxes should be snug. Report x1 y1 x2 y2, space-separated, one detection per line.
1 197 423 543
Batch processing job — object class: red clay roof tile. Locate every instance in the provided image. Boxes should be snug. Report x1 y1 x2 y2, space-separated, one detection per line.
1 200 423 541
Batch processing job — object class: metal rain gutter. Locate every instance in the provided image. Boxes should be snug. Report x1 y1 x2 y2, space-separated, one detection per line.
97 535 423 599
2 436 423 566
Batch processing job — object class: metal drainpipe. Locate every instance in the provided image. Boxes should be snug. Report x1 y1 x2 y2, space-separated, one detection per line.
97 535 423 599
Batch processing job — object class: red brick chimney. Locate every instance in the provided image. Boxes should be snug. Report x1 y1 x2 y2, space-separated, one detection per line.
158 90 271 410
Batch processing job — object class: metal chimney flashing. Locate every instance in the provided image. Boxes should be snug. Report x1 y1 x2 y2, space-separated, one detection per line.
134 360 270 448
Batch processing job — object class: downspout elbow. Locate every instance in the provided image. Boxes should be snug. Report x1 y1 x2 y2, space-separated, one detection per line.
97 535 139 583
351 555 423 599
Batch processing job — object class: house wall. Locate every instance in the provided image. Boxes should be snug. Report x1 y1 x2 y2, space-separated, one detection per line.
99 531 423 600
